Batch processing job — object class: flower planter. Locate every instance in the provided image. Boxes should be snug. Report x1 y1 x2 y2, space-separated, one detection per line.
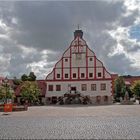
4 104 12 112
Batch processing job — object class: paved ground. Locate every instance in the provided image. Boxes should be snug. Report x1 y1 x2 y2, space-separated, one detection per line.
0 105 140 139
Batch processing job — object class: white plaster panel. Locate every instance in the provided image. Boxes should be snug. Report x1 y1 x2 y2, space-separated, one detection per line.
88 48 94 56
55 60 62 68
63 58 70 68
79 38 86 46
96 67 103 79
63 48 70 57
55 69 62 79
88 68 95 79
105 70 111 78
71 53 86 67
88 57 94 67
79 68 86 79
96 59 103 67
72 68 78 79
63 69 70 79
46 71 54 80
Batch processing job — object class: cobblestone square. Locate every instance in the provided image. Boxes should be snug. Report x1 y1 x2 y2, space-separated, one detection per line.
0 105 140 139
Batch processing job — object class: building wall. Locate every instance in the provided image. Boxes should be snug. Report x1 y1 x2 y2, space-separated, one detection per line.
46 80 112 97
46 30 113 104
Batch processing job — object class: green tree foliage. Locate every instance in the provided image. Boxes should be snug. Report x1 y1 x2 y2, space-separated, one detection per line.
114 76 126 100
0 82 14 102
21 74 28 81
21 81 40 104
21 72 36 81
131 80 140 99
13 77 21 85
126 86 133 98
28 72 36 81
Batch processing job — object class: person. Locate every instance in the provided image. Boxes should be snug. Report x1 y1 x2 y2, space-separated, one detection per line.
24 100 28 111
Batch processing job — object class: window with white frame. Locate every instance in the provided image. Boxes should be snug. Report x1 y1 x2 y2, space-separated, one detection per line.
101 83 106 90
81 84 87 91
91 84 96 91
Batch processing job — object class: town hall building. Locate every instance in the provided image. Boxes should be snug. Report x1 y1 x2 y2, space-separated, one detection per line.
45 29 113 105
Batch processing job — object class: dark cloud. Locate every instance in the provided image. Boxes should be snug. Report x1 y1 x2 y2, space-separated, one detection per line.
119 10 139 27
0 1 140 79
105 53 139 76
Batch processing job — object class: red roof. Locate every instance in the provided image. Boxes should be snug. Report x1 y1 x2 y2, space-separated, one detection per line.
37 80 46 96
123 76 140 85
111 74 118 80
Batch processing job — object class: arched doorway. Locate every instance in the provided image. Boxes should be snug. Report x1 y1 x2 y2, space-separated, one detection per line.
51 96 57 104
96 96 101 104
104 96 108 102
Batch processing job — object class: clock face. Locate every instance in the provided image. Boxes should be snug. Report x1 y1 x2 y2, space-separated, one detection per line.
72 40 85 53
79 45 84 52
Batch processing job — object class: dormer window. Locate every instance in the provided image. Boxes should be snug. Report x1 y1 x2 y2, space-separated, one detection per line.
73 73 76 78
81 73 85 78
65 74 68 78
89 73 93 77
90 57 93 61
98 72 101 77
57 74 60 78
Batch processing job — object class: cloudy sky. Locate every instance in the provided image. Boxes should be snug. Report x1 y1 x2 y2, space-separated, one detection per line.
0 0 140 79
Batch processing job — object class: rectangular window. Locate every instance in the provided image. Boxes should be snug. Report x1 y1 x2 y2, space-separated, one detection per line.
48 85 53 91
65 73 68 78
81 84 87 91
56 85 61 91
81 73 85 78
101 83 106 90
89 73 93 78
57 74 60 78
91 84 96 91
98 72 101 77
90 57 93 61
65 58 68 62
73 73 76 78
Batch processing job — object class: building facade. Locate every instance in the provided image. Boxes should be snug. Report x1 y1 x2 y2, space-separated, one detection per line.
46 30 114 104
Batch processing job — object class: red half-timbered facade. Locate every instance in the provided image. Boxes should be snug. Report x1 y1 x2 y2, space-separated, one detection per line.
46 30 113 104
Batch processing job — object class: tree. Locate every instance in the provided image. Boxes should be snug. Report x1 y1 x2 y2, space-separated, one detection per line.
21 74 28 81
13 77 21 85
21 81 40 104
114 76 126 101
131 80 140 101
21 72 37 81
28 72 36 81
0 81 14 103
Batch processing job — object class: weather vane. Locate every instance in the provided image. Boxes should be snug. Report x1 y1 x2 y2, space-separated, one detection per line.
77 24 80 30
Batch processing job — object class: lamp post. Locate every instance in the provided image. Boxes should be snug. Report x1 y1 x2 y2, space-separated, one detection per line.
3 77 13 114
3 77 9 104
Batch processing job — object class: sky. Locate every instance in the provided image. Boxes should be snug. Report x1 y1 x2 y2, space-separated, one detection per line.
0 0 140 79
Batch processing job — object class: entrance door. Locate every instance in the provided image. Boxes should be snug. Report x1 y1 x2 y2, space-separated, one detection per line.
51 96 57 104
71 87 76 93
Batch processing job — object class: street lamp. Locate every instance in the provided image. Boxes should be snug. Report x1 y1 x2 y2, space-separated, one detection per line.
3 77 9 104
2 77 13 114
